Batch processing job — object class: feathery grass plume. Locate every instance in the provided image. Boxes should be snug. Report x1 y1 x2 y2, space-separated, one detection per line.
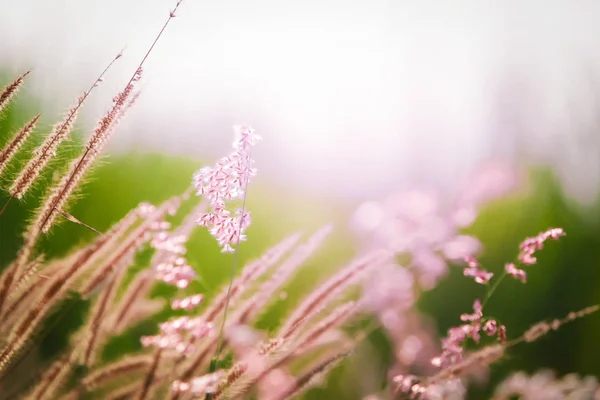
81 355 154 391
61 357 160 400
227 309 357 399
108 200 207 332
0 235 36 315
0 206 147 374
98 372 171 400
80 266 124 367
81 354 154 390
175 233 305 381
3 53 119 214
26 353 71 400
518 305 600 344
203 232 302 322
109 270 156 332
0 204 139 318
429 344 505 384
292 301 357 353
8 254 44 297
278 249 392 338
212 362 249 400
236 226 332 324
0 71 29 114
0 114 40 176
34 0 185 234
267 349 352 400
492 370 600 399
80 197 180 297
9 96 83 199
0 251 104 375
35 346 82 400
177 230 337 385
134 349 163 400
33 69 142 234
0 256 46 322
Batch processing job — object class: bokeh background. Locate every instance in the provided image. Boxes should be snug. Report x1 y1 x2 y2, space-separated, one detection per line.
1 0 600 398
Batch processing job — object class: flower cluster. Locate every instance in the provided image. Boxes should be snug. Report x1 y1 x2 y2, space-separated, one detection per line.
171 294 204 311
432 300 506 369
353 189 483 290
153 257 196 289
462 256 493 284
352 162 518 290
141 316 213 355
518 228 565 265
193 126 261 252
387 226 568 399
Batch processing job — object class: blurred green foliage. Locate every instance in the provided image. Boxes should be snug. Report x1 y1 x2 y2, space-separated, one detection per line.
1 75 599 399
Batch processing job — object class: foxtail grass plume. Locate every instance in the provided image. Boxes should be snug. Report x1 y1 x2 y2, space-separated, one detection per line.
0 114 40 176
0 71 29 114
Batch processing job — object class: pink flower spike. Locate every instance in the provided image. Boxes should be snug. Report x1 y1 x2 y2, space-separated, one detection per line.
172 294 204 310
192 126 259 252
483 320 497 336
463 267 493 284
464 256 478 268
505 263 527 283
517 228 565 266
460 300 483 322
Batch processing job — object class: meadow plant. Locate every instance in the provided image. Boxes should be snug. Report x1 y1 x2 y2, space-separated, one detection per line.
0 2 599 399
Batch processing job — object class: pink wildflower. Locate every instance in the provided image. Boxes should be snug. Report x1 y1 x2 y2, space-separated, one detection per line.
460 300 483 323
171 294 204 311
505 262 527 283
151 231 187 254
483 320 498 336
193 126 260 253
463 266 493 284
154 257 196 288
462 256 493 284
142 316 212 354
518 228 565 265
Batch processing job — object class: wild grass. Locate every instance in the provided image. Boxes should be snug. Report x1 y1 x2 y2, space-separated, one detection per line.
0 1 599 399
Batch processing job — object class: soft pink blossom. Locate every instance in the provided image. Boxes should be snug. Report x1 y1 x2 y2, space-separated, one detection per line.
193 126 260 252
505 262 527 283
518 228 565 265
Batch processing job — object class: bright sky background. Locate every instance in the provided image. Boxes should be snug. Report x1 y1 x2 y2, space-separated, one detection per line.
1 0 600 201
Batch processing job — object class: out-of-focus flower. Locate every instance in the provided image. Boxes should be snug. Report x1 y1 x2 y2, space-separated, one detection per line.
361 264 414 316
518 228 565 265
505 263 527 283
460 300 482 323
492 370 599 400
171 294 204 311
353 162 518 290
462 257 493 285
153 257 196 289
